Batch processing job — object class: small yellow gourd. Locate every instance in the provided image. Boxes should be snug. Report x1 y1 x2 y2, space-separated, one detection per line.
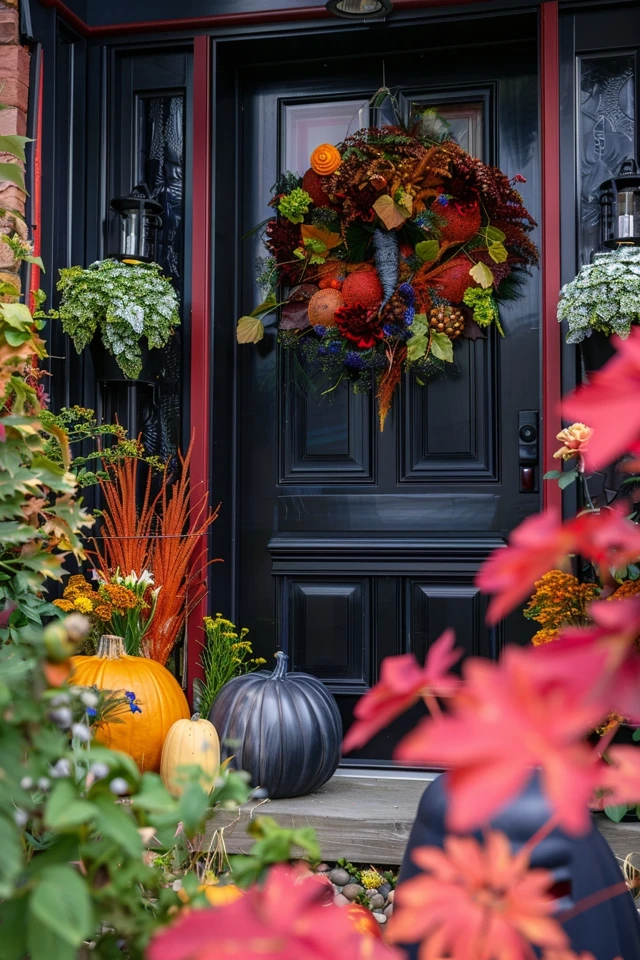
160 714 220 796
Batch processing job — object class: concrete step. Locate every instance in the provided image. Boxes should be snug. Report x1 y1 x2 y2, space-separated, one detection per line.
204 772 430 865
203 772 640 868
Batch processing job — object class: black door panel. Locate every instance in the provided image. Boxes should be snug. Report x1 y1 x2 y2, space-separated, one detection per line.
232 28 540 764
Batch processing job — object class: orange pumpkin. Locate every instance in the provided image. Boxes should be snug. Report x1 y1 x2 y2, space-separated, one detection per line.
161 715 220 796
70 634 189 772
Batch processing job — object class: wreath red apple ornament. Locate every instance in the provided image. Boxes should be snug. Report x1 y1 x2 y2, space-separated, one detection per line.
237 122 538 430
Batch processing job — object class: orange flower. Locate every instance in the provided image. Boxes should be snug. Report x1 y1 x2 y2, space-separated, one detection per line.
532 627 560 645
53 599 74 613
389 831 568 960
310 143 341 176
553 422 593 461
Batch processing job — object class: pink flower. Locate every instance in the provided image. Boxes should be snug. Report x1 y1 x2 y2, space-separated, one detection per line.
148 865 402 960
342 630 461 753
395 645 606 835
563 327 640 471
389 831 568 960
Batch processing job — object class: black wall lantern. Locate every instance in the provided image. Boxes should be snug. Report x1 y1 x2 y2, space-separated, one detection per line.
599 159 640 249
326 0 392 18
109 184 163 263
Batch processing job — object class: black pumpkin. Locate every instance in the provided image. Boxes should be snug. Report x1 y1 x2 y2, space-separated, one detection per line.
208 652 342 799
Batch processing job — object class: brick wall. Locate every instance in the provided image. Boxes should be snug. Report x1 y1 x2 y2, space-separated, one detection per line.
0 0 29 300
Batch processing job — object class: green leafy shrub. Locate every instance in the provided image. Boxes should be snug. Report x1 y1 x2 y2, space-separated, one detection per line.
41 405 165 487
0 615 252 960
57 259 180 379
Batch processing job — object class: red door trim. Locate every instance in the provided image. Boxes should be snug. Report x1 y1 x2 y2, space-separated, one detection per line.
40 0 493 39
540 0 562 513
186 34 213 699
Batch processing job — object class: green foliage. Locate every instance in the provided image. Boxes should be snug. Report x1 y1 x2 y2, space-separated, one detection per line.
228 815 321 887
277 188 312 225
0 300 93 640
463 286 501 329
40 406 165 487
57 259 180 380
0 617 253 959
194 613 266 719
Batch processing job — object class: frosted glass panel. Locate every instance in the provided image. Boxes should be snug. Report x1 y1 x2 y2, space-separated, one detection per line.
579 55 635 265
283 100 369 175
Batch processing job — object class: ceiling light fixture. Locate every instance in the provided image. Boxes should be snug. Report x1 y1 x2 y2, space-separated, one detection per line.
326 0 393 19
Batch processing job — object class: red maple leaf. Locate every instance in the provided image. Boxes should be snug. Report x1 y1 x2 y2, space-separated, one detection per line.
563 327 640 471
475 512 577 626
342 629 462 753
395 645 606 835
476 508 640 625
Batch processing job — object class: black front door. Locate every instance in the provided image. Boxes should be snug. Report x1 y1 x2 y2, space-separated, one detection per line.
224 13 541 765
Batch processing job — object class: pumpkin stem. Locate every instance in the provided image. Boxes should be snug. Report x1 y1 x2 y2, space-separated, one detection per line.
97 634 128 660
271 651 289 680
191 713 201 722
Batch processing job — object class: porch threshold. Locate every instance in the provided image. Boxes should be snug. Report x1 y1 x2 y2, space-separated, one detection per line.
203 773 432 865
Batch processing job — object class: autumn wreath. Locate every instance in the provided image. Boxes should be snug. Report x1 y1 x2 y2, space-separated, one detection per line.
237 122 538 430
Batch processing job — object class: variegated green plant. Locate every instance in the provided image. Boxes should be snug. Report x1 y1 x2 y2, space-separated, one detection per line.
558 246 640 344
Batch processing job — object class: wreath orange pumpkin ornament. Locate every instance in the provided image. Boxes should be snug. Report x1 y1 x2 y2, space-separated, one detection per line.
310 142 342 176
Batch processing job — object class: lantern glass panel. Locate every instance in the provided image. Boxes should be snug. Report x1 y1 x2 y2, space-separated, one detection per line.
120 209 143 257
616 186 640 239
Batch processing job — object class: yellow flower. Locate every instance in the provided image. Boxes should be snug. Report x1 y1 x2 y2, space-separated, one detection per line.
360 869 384 889
553 422 593 460
73 596 94 614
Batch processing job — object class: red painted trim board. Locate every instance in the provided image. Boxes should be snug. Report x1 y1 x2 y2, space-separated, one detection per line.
40 0 493 39
186 34 212 699
30 57 44 311
540 0 562 514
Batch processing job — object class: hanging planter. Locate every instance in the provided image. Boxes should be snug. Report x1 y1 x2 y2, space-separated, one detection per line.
90 338 162 384
57 258 180 380
208 651 342 799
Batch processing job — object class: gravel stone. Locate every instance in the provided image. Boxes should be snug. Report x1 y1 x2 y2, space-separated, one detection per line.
317 863 331 873
333 893 350 907
378 882 391 898
373 912 387 923
384 904 394 918
329 868 350 887
387 888 395 903
367 893 385 910
341 883 365 901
